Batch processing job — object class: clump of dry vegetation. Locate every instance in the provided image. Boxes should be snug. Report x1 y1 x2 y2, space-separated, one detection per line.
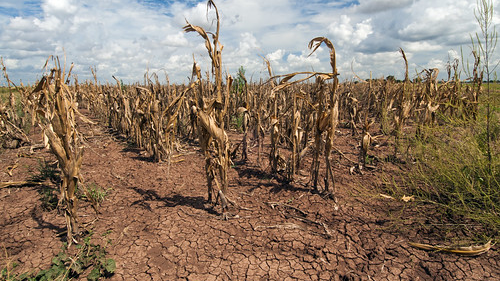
183 0 232 213
31 57 85 244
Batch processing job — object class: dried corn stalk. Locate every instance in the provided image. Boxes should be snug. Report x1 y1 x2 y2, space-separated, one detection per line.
409 240 493 256
360 114 374 169
0 59 31 148
33 57 83 244
393 49 412 156
184 0 231 212
308 37 339 194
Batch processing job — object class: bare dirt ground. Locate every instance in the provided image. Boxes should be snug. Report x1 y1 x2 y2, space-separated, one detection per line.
1 112 499 280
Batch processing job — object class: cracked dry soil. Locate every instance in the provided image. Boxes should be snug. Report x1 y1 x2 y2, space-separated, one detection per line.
1 113 499 281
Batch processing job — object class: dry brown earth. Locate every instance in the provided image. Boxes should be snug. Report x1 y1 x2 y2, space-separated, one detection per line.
1 113 499 280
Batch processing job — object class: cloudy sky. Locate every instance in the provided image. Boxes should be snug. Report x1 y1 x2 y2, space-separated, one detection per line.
0 0 498 85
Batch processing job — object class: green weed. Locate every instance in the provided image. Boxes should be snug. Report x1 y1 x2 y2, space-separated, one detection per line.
81 183 110 207
27 159 60 211
1 232 115 281
403 118 499 238
230 114 245 133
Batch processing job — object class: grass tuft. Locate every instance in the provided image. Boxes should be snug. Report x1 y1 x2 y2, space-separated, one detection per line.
404 113 500 239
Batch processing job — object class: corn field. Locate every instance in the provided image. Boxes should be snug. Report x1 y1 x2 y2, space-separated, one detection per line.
0 0 497 246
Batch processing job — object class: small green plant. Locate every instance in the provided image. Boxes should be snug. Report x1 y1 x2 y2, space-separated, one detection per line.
364 154 374 165
29 159 59 183
230 114 245 132
1 265 31 281
1 232 116 281
26 159 60 211
1 245 31 281
81 183 109 207
232 66 246 95
38 185 58 211
469 0 499 169
120 79 126 93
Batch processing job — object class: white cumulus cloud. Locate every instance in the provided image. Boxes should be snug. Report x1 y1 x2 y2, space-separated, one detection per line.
0 0 498 84
328 15 373 47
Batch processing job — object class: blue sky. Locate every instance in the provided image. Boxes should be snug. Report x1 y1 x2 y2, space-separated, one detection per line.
0 0 498 84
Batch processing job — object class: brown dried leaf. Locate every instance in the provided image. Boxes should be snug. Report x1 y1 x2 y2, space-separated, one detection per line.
197 110 227 144
362 133 372 153
409 240 493 256
1 181 43 188
401 195 414 202
379 194 394 199
237 107 247 114
6 162 18 177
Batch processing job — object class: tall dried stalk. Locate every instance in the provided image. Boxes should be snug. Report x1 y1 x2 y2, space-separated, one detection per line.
184 0 231 211
0 58 19 127
33 57 83 244
360 114 374 169
393 49 412 156
308 37 339 193
0 59 30 148
235 67 250 161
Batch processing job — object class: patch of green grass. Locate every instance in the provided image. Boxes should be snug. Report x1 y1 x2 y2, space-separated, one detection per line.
0 86 14 102
33 159 59 183
401 116 499 239
384 82 500 241
81 183 110 207
38 185 58 211
1 261 30 281
0 87 22 111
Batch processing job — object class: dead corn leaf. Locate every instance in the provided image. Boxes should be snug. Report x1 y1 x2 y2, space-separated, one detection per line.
6 162 18 176
255 223 302 230
349 166 356 175
401 195 414 202
409 240 493 256
0 181 42 188
237 107 247 114
379 194 394 199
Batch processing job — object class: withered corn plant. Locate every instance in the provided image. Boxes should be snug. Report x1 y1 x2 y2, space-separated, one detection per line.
268 79 310 181
414 68 440 140
1 58 21 126
32 57 83 244
80 69 192 164
265 59 285 175
266 37 339 191
392 49 413 157
184 0 231 212
308 37 339 194
0 58 30 148
377 78 396 136
252 84 266 167
360 114 374 170
233 67 250 161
